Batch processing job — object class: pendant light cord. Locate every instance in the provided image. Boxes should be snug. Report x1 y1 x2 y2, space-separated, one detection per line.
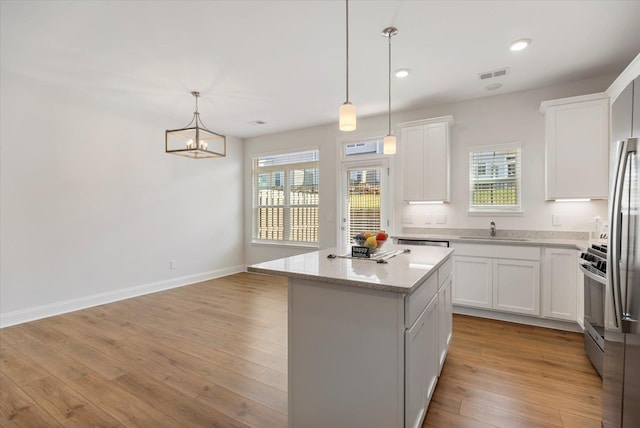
345 0 350 103
193 91 200 114
387 33 391 135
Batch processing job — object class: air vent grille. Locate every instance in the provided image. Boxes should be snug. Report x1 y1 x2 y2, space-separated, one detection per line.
479 68 509 80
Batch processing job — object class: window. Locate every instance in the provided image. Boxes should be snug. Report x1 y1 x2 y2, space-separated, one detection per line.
253 149 319 243
469 145 522 212
344 139 384 157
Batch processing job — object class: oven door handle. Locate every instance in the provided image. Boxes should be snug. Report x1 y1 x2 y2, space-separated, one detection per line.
578 264 607 285
622 317 639 334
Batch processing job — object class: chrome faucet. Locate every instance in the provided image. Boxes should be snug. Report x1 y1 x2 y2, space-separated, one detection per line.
490 221 496 237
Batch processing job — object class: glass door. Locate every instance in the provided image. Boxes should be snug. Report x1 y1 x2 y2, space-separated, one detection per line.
340 159 389 249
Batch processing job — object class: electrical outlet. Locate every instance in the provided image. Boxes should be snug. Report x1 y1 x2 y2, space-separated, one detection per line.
435 214 446 224
170 260 177 270
401 215 413 225
424 215 432 224
552 215 561 227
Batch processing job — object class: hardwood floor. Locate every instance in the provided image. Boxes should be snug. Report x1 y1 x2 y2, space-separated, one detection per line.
0 272 601 427
425 315 602 428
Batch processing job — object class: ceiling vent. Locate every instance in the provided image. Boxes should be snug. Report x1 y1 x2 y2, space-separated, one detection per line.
479 68 509 80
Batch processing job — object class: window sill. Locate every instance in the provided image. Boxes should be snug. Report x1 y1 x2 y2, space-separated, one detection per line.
251 240 319 249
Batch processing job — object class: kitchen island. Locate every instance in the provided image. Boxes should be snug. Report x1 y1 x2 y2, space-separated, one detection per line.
248 245 454 428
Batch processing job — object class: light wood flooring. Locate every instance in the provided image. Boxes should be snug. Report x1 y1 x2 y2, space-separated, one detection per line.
0 272 601 427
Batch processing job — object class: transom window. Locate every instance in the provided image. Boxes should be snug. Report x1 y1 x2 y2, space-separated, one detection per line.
253 149 319 244
469 145 522 213
344 139 384 157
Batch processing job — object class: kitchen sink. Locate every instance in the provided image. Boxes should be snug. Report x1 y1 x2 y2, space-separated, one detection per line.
459 236 530 242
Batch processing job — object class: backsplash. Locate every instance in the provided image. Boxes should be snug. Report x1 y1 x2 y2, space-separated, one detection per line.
401 227 590 241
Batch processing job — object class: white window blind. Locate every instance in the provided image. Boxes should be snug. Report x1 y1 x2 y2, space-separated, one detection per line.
469 146 522 212
253 150 319 243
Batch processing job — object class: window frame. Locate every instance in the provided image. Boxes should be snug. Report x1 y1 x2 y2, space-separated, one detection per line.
468 143 523 215
251 148 320 247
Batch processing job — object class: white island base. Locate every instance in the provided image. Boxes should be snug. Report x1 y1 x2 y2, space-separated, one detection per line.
249 246 453 428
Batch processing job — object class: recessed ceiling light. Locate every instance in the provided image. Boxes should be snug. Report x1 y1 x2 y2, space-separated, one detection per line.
510 38 531 51
395 68 410 78
486 83 502 91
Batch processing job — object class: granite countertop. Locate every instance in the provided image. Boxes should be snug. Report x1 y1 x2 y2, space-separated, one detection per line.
247 245 454 294
392 233 593 251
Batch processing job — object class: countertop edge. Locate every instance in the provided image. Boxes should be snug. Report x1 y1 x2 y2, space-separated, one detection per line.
248 248 454 294
392 234 591 251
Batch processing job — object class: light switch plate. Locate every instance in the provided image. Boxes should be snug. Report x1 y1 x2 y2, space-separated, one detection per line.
424 215 432 224
435 214 446 224
552 215 561 226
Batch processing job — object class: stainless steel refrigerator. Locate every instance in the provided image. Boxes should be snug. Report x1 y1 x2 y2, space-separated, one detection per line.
603 75 640 428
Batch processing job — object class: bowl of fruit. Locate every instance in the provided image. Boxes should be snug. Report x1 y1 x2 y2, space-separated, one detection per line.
353 230 389 254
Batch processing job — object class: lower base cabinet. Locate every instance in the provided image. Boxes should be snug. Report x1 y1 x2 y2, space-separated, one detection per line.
452 244 541 316
542 248 579 321
288 255 453 428
452 256 492 308
405 294 438 428
437 273 452 374
493 259 540 315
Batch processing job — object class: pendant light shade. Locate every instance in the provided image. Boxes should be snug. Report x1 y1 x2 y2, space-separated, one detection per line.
382 27 398 155
383 135 397 155
339 0 356 131
166 91 226 159
339 102 356 131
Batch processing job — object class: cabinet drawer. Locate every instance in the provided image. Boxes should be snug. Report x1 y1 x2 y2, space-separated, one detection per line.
405 274 438 328
452 243 540 261
438 257 452 288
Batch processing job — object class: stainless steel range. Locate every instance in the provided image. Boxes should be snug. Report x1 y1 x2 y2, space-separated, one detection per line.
579 243 607 377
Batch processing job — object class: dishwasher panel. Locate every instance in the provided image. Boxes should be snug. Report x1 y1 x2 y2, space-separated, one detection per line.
396 238 449 247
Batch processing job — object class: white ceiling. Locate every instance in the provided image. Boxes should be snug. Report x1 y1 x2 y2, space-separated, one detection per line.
2 1 639 138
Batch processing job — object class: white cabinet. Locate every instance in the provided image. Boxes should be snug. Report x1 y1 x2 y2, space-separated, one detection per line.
542 248 579 321
437 273 452 374
540 93 609 200
493 259 540 316
452 243 541 316
284 250 454 428
453 256 492 308
400 116 454 202
405 294 438 428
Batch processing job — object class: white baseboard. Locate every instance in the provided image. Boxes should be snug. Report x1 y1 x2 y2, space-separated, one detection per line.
453 305 583 333
0 265 244 328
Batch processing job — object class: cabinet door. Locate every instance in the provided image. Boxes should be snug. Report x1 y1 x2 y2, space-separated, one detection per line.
634 77 640 137
452 256 492 308
437 274 452 374
545 98 609 199
493 259 540 315
423 123 449 201
542 248 578 321
405 294 438 428
402 126 424 201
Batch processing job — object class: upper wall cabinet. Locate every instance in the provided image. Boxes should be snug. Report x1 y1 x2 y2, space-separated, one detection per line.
400 116 454 202
539 93 609 200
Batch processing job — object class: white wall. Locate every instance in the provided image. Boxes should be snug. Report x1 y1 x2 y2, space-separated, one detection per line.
0 72 245 327
395 77 613 233
244 74 615 264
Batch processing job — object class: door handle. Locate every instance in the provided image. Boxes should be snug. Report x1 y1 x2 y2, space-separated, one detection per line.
621 317 639 334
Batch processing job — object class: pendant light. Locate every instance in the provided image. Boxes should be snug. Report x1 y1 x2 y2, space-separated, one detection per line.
382 27 397 155
339 0 356 131
165 91 226 159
